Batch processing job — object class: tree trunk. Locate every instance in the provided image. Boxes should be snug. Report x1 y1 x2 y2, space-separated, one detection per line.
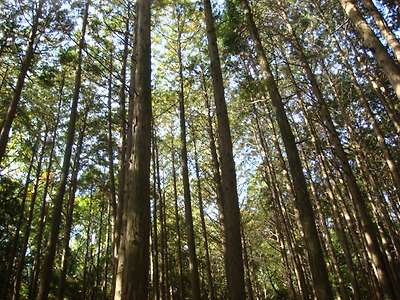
171 135 185 300
0 0 45 166
102 202 112 300
339 0 400 101
360 0 400 60
1 140 37 300
193 139 216 300
36 2 89 299
28 79 64 300
252 101 311 300
151 141 160 300
239 1 334 298
82 192 94 300
177 23 201 298
201 69 226 249
202 0 246 298
121 0 152 297
113 6 132 297
57 108 88 300
12 128 47 300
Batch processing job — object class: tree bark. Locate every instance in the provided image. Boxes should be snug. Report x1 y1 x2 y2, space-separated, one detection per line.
0 0 45 166
171 134 185 300
57 108 88 300
193 139 216 300
339 0 400 101
12 130 47 300
1 140 37 300
28 79 64 300
360 0 400 60
113 5 132 297
121 0 152 297
202 0 246 298
239 1 334 298
36 2 89 299
177 24 201 298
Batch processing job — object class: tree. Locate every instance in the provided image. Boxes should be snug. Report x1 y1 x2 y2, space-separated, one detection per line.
121 0 152 297
0 0 46 166
237 0 334 298
36 2 89 298
202 0 246 298
339 0 400 101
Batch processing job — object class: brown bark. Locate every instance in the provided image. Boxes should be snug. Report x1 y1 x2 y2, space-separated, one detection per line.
252 102 311 300
201 70 226 248
202 0 246 298
171 135 185 300
151 175 160 300
0 0 46 166
113 6 132 297
284 5 400 296
36 2 89 299
81 192 94 300
57 108 88 300
1 141 37 300
121 0 152 297
11 131 47 300
339 0 400 101
193 139 216 300
28 79 64 300
360 0 400 60
239 1 333 298
177 25 201 298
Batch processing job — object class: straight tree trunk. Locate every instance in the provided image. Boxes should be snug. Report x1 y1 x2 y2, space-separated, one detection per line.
113 6 132 297
296 83 363 299
57 108 88 300
81 192 94 300
28 82 64 300
177 25 201 299
36 2 89 299
240 225 256 300
102 203 112 300
339 0 400 101
171 135 185 300
105 48 117 300
151 142 160 300
121 0 152 297
360 0 400 60
252 101 311 300
317 18 400 201
1 140 37 300
0 0 46 166
193 139 216 300
238 1 334 298
12 129 47 300
201 70 226 248
202 0 246 298
154 135 169 300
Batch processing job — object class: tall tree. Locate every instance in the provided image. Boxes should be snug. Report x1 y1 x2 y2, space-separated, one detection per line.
202 0 246 298
237 0 334 298
176 4 201 298
339 0 400 101
0 0 46 165
121 0 152 297
36 2 90 299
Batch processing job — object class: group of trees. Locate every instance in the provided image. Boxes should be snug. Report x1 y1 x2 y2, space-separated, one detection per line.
1 0 399 299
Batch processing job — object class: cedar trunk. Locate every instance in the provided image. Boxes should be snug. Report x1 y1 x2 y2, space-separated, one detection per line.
36 2 89 299
202 0 246 298
121 0 152 297
239 0 334 298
